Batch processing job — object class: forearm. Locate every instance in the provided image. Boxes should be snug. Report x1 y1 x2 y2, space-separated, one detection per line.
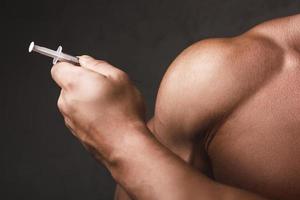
108 125 268 200
114 120 156 200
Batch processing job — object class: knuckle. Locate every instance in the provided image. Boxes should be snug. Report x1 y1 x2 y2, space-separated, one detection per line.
114 70 129 81
65 79 75 90
96 60 108 65
64 118 72 128
57 95 73 114
57 96 65 111
50 65 59 78
94 61 108 70
64 118 70 127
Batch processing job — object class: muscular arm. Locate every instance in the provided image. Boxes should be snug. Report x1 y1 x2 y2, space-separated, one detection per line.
114 120 157 200
114 29 282 200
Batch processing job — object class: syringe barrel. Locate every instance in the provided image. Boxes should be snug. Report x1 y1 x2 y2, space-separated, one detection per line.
58 53 79 65
29 42 79 65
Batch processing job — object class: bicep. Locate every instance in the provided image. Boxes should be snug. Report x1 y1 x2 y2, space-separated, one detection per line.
150 37 271 160
152 40 235 140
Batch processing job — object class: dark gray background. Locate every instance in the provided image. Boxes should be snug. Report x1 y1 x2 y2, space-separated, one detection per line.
1 0 300 199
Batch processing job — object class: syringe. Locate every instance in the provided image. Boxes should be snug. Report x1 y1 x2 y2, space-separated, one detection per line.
28 42 79 65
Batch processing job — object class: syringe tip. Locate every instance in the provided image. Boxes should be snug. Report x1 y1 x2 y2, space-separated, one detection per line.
28 41 35 52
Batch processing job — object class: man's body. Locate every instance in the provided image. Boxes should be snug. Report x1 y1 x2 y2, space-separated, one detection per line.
114 15 300 200
50 14 300 200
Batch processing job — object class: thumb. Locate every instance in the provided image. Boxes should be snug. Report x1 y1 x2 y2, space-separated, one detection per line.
78 55 116 77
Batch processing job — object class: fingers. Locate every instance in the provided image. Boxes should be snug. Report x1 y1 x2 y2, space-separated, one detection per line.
64 117 78 137
51 61 106 90
78 55 125 79
57 90 78 137
57 90 69 116
51 62 82 90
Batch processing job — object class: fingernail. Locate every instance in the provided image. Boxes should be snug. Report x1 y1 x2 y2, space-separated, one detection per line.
78 55 94 66
78 55 94 60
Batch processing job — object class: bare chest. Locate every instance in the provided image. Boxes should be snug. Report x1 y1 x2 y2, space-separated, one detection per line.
207 70 300 200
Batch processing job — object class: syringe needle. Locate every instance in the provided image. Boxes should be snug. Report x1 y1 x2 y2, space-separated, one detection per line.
28 42 79 65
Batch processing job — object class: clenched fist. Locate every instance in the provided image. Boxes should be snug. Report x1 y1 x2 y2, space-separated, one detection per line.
51 55 146 165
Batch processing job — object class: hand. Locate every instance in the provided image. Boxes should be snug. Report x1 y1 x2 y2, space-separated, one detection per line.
51 55 146 165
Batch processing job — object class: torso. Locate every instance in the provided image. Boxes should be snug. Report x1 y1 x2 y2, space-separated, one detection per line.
204 42 300 200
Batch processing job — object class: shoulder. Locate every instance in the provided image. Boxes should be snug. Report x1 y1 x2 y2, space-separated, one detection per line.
169 33 282 82
154 33 283 137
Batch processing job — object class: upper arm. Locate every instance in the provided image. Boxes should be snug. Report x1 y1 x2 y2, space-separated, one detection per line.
149 35 283 160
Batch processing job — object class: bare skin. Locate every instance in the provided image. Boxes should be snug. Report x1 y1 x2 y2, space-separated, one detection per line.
51 14 300 200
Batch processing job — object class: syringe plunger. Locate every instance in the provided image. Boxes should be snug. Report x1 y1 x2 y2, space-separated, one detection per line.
28 42 79 65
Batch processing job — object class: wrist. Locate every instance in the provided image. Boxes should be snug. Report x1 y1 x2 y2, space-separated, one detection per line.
101 120 152 167
105 121 154 178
